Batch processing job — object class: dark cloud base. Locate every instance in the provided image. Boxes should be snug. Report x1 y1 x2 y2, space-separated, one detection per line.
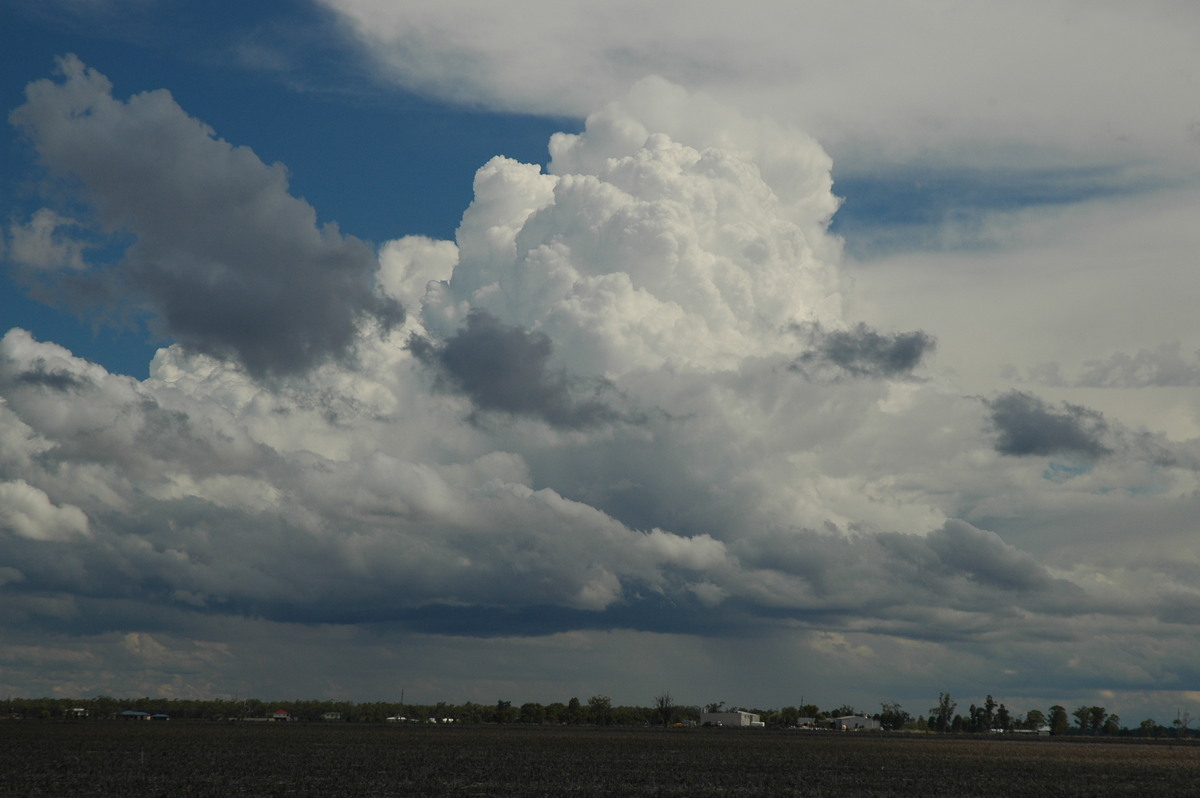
410 309 628 428
986 390 1110 457
791 322 934 380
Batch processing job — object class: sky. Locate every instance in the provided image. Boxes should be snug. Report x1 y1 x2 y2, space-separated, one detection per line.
2 0 1200 725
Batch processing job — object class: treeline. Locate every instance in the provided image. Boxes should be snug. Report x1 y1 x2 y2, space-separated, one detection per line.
2 695 687 725
0 693 1189 736
0 695 860 726
921 692 1186 738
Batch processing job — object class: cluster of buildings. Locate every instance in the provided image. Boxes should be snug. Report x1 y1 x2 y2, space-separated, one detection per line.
699 710 881 731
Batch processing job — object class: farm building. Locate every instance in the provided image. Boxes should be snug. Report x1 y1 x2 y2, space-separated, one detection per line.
700 710 761 727
828 715 880 731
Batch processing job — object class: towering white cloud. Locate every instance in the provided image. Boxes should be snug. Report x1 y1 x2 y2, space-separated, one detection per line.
422 77 844 380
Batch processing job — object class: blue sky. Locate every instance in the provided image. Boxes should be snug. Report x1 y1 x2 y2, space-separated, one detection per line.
3 0 1200 726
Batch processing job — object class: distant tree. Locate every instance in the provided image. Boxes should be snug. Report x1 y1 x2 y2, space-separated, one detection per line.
984 695 997 731
1088 706 1108 734
519 702 545 724
544 702 567 724
1048 705 1070 735
967 704 984 733
1138 718 1159 737
995 704 1012 732
799 704 821 719
1174 710 1191 738
493 700 517 724
457 702 483 723
616 704 651 726
567 697 585 725
705 701 725 713
1102 713 1121 735
777 706 800 726
929 693 956 733
1024 709 1046 731
879 702 911 731
653 692 675 727
830 704 858 718
588 695 613 726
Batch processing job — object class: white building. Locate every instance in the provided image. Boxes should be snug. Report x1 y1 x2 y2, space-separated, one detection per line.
829 715 880 731
701 710 761 727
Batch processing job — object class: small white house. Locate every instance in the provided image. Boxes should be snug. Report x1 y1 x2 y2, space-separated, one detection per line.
701 710 761 727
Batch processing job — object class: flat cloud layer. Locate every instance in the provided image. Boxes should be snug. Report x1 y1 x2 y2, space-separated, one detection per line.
319 0 1200 177
5 52 1200 721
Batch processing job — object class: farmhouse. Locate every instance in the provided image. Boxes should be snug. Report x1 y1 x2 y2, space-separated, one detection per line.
700 710 761 727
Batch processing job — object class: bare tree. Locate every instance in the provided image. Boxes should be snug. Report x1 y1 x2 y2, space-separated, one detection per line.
653 691 675 727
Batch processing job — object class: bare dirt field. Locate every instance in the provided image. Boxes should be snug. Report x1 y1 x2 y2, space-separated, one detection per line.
2 721 1196 796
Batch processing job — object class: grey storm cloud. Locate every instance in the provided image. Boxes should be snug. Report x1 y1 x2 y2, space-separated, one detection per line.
409 309 625 429
791 322 935 379
9 55 402 380
986 390 1111 457
9 361 87 392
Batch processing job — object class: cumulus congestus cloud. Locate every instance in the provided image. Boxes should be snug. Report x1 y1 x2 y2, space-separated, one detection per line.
9 55 402 380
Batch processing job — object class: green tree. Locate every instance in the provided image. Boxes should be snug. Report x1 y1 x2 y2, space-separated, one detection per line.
1088 706 1108 733
1102 713 1121 735
1024 709 1046 731
1072 705 1090 732
493 700 517 724
519 702 545 724
588 695 613 726
544 702 567 724
879 702 911 731
929 693 956 733
777 706 800 726
567 697 585 724
1048 705 1069 735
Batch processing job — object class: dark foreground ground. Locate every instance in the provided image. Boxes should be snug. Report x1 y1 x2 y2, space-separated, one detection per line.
2 721 1197 796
